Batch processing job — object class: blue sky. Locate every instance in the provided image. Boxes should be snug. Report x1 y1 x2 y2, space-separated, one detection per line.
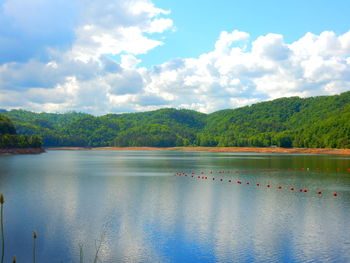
140 0 350 67
0 0 350 114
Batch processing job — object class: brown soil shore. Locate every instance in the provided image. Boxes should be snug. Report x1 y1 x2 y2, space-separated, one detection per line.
47 146 350 155
0 148 45 155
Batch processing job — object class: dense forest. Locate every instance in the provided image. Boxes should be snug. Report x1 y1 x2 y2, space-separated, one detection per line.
1 91 350 148
0 115 42 148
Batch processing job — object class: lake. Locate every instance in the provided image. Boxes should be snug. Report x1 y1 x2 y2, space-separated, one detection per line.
0 150 349 262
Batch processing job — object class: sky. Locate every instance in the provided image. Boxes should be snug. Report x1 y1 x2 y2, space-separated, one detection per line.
0 0 350 115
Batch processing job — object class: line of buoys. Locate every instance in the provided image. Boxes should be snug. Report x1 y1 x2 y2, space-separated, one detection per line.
175 171 340 196
177 167 350 177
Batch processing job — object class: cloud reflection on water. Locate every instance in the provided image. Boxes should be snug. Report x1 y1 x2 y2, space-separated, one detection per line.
0 150 349 262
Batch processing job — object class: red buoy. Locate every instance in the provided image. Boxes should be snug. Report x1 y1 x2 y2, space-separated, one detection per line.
191 175 194 177
237 180 242 184
228 179 232 182
333 192 338 197
317 191 322 195
267 184 271 188
220 178 223 181
198 176 200 178
304 189 308 192
299 189 303 192
336 168 340 172
246 182 250 185
278 186 282 189
256 183 260 186
212 178 215 181
290 187 294 191
201 172 204 174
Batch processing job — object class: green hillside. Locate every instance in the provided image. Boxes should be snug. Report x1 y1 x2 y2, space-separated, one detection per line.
0 114 17 135
0 114 42 148
2 91 350 148
201 92 350 148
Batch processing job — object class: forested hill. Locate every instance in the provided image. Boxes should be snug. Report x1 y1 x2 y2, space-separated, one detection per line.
0 114 42 148
2 91 350 148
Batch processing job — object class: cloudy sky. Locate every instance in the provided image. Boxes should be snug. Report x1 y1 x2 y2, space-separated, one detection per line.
1 0 350 114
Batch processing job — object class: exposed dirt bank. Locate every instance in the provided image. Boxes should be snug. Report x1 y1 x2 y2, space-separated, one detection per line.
0 148 45 155
47 146 350 155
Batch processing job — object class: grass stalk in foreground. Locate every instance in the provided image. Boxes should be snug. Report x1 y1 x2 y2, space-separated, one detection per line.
0 193 4 263
79 243 84 263
93 234 105 263
33 231 37 263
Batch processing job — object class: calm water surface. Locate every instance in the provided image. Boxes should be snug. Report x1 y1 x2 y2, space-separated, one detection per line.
0 150 350 262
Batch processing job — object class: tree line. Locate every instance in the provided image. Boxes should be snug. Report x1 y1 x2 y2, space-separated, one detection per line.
1 91 350 149
0 115 42 148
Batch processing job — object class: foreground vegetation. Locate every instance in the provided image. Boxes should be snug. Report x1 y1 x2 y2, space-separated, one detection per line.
1 91 350 148
0 193 102 262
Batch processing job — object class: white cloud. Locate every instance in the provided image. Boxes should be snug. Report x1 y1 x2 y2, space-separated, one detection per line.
0 0 350 115
215 30 250 54
108 70 144 95
146 18 174 33
252 33 291 61
120 54 142 69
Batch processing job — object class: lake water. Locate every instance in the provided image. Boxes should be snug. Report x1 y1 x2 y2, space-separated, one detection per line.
0 150 350 262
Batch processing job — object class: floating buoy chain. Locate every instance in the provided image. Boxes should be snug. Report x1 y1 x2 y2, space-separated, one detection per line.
174 171 339 197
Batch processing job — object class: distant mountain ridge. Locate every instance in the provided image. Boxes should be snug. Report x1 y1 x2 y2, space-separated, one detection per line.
2 91 350 148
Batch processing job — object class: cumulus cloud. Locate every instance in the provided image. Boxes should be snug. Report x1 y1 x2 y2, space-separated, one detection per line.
140 29 350 112
0 0 78 63
0 0 350 114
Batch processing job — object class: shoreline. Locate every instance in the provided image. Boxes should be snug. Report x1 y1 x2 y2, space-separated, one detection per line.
0 148 45 155
47 146 350 155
